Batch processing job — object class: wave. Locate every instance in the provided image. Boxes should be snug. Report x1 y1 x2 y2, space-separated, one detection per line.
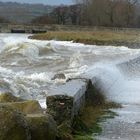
1 34 140 108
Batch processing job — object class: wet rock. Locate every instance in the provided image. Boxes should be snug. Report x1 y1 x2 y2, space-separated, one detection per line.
0 105 31 140
52 73 66 80
26 114 57 140
0 92 23 103
1 100 43 114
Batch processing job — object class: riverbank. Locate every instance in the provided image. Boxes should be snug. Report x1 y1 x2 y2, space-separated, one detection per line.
30 30 140 48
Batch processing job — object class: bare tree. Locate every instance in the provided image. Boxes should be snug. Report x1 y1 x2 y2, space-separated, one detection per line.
31 0 140 27
75 0 138 27
125 0 138 26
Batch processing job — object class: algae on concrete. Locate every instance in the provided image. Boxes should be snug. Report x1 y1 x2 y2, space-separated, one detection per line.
0 93 57 140
0 105 31 140
0 92 23 103
26 114 57 140
2 100 43 114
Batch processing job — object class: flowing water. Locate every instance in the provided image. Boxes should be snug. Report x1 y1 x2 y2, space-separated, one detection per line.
1 34 140 139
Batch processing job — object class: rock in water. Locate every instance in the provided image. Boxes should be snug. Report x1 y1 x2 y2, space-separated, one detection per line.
0 105 31 140
52 73 66 80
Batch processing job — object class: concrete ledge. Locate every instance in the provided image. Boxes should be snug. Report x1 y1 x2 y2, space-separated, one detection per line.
46 73 105 125
47 79 88 124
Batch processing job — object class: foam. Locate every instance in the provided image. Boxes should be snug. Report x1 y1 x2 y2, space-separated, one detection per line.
1 34 140 108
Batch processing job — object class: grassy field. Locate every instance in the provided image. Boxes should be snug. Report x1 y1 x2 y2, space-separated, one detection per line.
30 30 140 47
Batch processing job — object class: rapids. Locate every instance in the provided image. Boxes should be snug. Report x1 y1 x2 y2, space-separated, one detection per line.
0 34 140 108
1 34 140 139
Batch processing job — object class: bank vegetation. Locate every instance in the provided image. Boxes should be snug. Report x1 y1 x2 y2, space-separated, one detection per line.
30 30 140 48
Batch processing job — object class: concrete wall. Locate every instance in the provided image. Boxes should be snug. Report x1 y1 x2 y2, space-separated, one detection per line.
46 79 88 125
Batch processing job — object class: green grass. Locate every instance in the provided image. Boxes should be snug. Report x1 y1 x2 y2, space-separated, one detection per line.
56 82 121 140
72 101 121 140
74 135 93 140
30 30 140 47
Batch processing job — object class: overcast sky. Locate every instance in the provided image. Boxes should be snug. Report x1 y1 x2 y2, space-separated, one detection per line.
0 0 74 5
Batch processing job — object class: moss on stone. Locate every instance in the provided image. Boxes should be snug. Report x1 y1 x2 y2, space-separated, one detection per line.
56 121 73 140
26 114 57 140
0 105 31 140
1 100 43 114
47 95 73 125
72 80 121 140
74 135 93 140
72 102 120 140
0 92 23 103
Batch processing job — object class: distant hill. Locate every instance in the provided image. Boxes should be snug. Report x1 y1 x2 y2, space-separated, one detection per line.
0 2 55 23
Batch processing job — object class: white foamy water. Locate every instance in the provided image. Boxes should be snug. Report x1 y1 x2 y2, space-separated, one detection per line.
1 33 140 139
0 33 140 110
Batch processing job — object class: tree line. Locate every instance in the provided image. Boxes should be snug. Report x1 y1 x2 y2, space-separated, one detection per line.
77 0 139 27
0 0 139 28
32 0 140 28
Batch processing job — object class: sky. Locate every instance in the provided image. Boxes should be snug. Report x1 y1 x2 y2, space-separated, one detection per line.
0 0 74 5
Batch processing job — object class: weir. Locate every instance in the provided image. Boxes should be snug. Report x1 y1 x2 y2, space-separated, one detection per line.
47 56 140 125
48 80 97 125
46 77 101 125
1 34 140 139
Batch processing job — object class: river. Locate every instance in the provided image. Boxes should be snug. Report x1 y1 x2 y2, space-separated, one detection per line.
0 34 140 139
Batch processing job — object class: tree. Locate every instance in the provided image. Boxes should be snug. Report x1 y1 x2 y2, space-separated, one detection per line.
31 0 139 27
31 14 56 24
75 0 138 27
125 0 138 26
53 6 68 25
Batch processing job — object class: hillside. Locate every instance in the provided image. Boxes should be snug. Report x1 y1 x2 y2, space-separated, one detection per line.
0 2 55 23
